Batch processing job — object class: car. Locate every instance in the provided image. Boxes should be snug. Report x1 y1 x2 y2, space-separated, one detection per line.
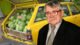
1 2 80 45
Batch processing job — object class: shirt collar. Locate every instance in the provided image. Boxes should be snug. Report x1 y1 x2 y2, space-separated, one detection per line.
49 21 62 32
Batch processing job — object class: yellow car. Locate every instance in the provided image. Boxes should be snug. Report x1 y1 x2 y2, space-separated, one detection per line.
1 2 80 45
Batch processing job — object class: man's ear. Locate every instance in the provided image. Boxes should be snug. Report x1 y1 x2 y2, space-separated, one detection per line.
61 10 64 17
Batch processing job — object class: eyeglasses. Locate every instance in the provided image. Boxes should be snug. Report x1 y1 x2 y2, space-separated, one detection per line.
45 10 61 15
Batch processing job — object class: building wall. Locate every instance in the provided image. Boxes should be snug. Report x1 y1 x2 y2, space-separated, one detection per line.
0 0 12 16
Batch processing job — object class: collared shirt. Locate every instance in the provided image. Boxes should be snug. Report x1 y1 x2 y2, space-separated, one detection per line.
46 22 62 45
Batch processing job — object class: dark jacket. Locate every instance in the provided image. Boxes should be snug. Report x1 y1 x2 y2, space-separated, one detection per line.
37 20 80 45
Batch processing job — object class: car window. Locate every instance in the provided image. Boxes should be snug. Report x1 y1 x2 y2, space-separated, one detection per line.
6 8 33 32
35 6 46 22
61 5 70 17
69 4 80 15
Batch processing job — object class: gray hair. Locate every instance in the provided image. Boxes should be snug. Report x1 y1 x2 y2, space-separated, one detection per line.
45 0 62 10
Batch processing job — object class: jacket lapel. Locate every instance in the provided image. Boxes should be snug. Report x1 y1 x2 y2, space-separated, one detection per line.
53 20 67 45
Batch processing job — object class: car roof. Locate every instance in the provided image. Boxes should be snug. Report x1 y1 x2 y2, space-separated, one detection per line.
60 2 73 5
38 2 74 6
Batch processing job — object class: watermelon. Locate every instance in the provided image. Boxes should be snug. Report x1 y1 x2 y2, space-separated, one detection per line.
8 21 16 29
15 19 26 32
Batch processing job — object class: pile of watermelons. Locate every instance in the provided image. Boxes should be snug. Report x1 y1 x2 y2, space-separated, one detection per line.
7 8 33 32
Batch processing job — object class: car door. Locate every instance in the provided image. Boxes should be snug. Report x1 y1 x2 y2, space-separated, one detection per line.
61 4 75 23
31 4 48 45
69 4 80 26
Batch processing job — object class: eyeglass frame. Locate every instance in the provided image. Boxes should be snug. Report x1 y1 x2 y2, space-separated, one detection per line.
45 10 61 16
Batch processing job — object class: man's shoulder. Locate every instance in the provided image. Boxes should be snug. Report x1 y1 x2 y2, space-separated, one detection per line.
64 20 79 27
39 24 49 33
63 20 80 30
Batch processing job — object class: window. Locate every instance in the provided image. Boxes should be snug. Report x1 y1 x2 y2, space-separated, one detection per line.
61 5 70 17
69 4 80 15
35 6 46 22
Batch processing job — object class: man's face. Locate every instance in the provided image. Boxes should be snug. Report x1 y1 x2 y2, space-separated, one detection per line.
45 5 63 25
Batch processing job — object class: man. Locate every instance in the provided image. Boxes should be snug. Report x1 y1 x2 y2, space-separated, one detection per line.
37 0 80 45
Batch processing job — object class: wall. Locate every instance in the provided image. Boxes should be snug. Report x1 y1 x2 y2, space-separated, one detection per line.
0 0 12 16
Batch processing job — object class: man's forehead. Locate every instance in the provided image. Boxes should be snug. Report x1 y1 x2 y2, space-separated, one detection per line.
45 5 60 10
45 4 60 8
